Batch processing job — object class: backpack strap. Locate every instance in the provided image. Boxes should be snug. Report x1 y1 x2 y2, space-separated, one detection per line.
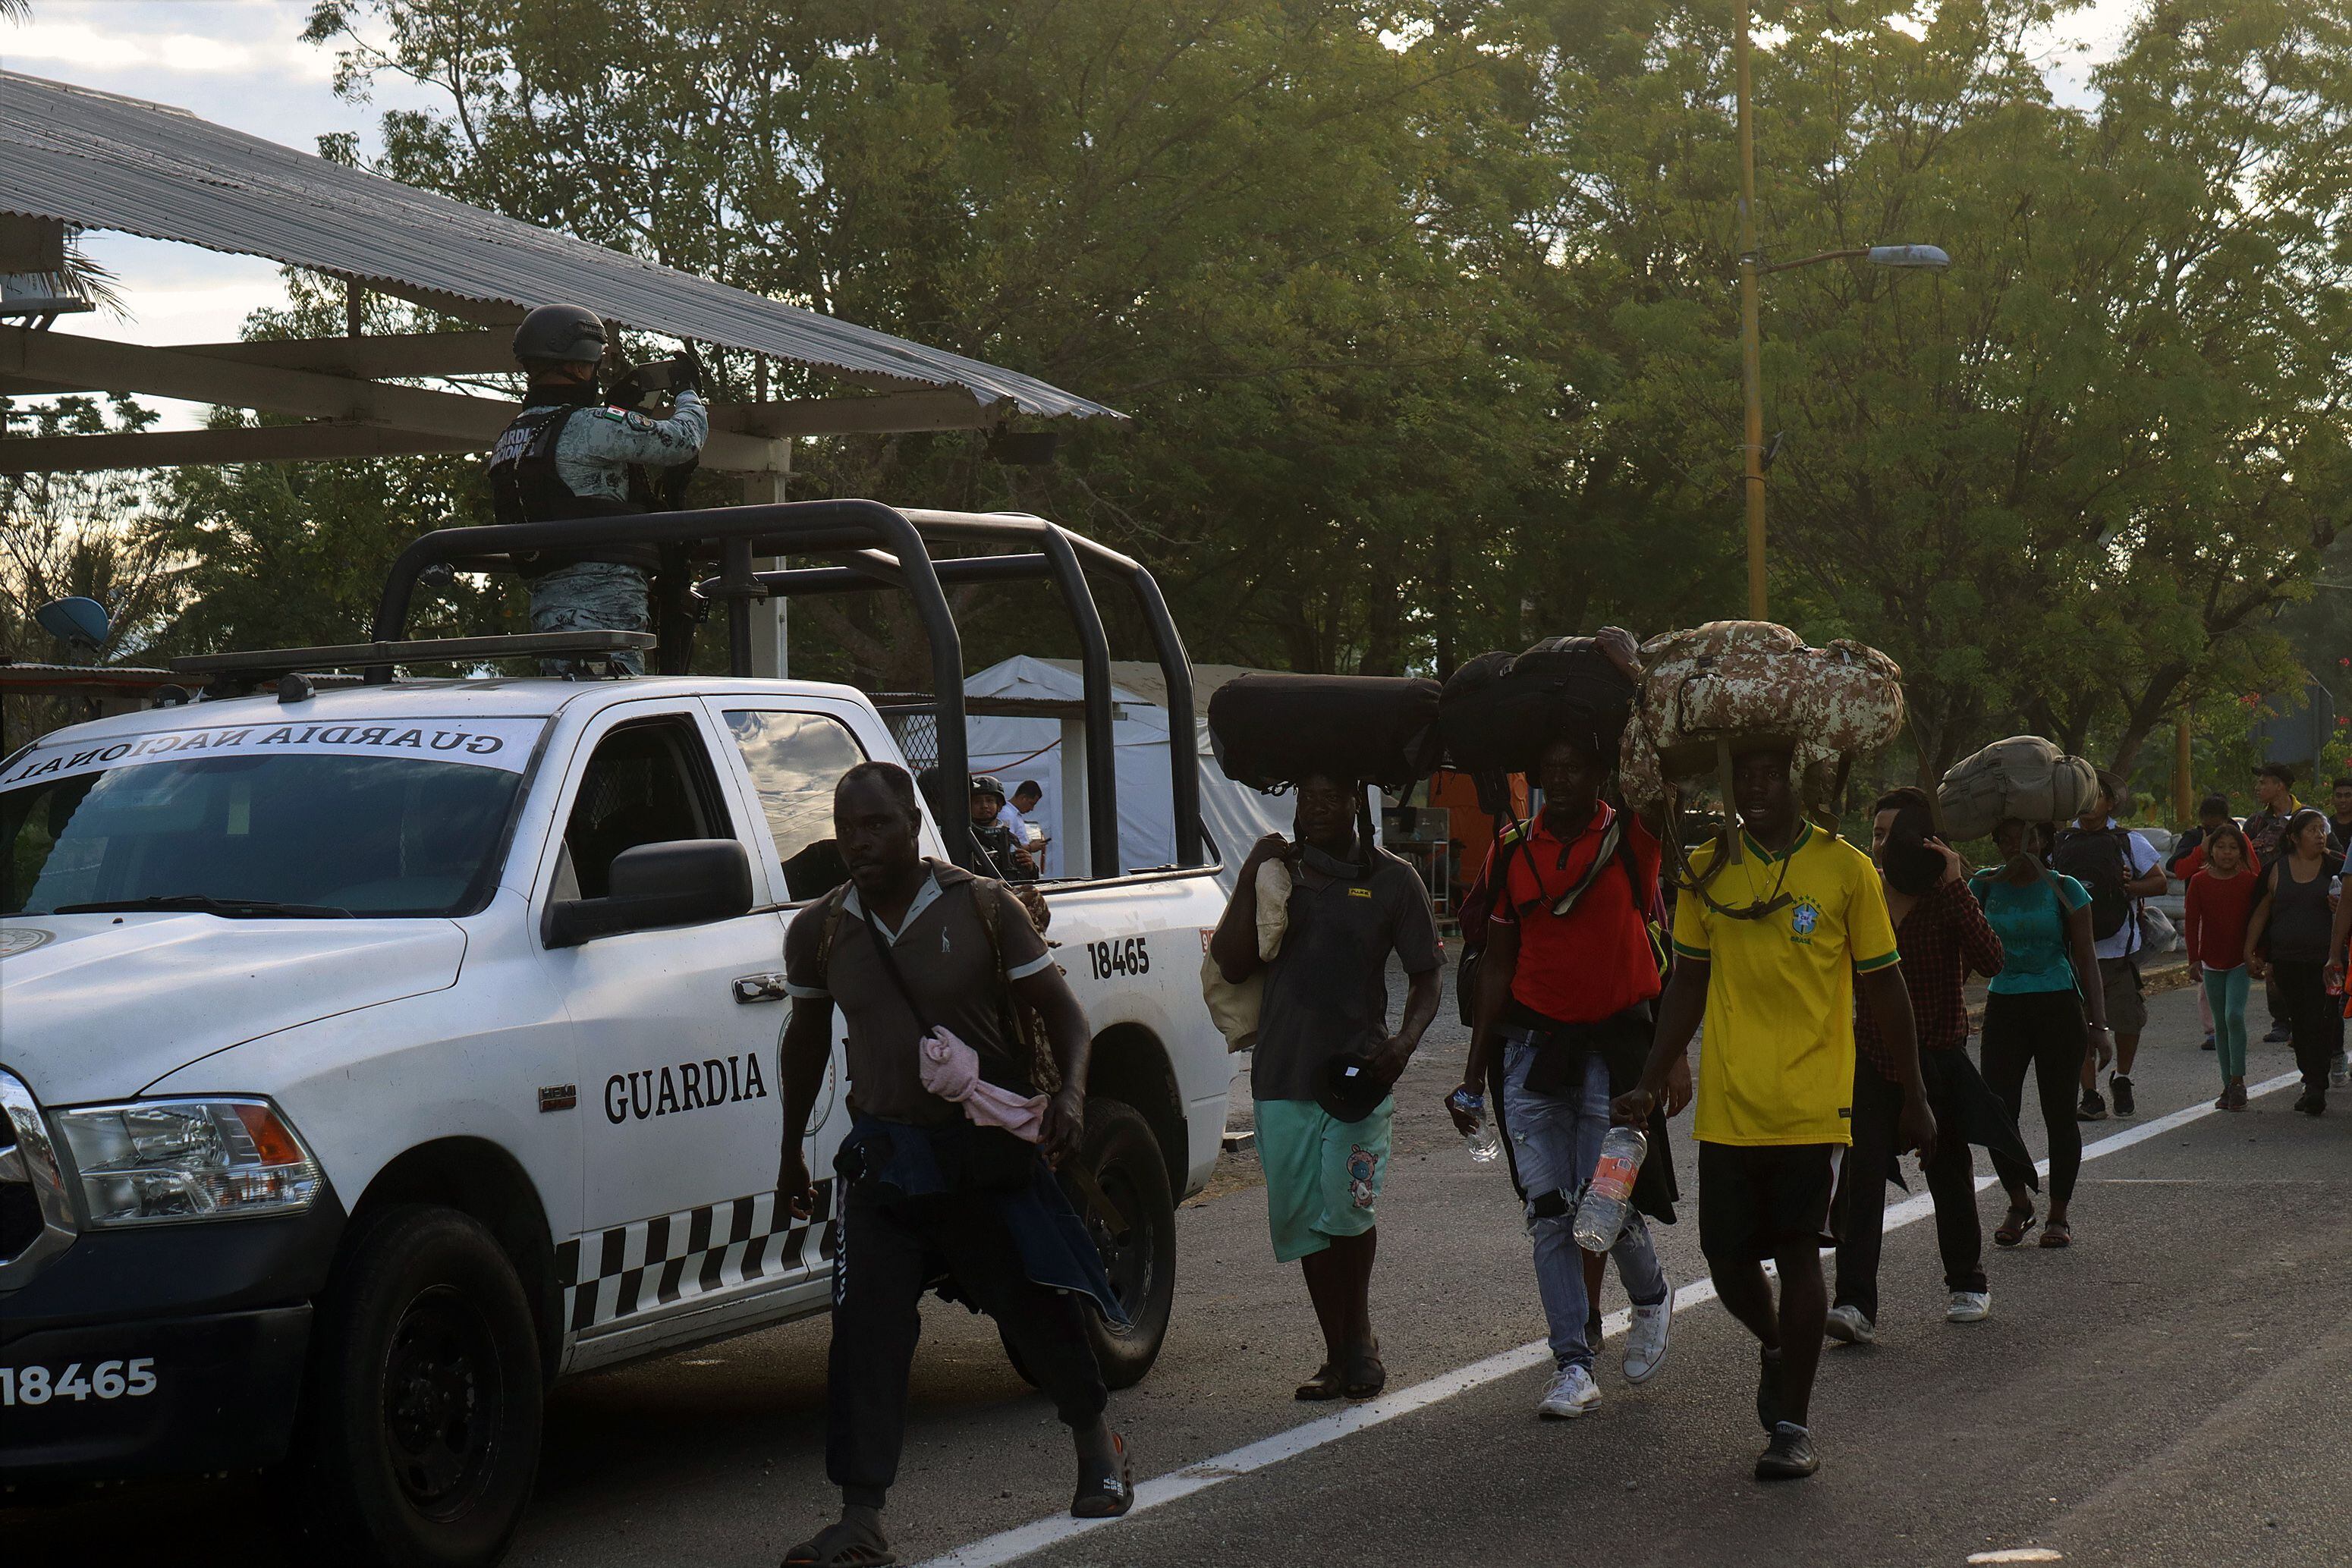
967 877 1063 1096
813 883 852 988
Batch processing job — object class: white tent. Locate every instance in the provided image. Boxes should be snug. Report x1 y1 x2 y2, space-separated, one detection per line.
962 656 1347 885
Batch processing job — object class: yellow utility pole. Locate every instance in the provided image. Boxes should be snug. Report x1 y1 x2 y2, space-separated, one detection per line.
1736 15 1768 623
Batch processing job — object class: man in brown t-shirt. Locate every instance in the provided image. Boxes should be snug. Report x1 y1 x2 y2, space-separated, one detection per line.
776 763 1130 1566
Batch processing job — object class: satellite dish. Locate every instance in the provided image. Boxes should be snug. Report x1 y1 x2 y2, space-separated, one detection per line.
34 595 112 658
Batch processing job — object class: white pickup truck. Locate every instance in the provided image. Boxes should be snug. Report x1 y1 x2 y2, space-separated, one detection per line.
0 504 1231 1567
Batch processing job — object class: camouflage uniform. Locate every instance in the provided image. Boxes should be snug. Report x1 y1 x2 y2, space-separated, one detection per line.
515 390 709 675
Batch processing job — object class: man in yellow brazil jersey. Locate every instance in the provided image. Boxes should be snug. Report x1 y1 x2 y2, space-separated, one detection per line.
1614 745 1935 1483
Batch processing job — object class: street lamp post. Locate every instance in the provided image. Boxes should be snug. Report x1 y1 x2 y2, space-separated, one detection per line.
1736 18 1766 621
1733 12 1948 621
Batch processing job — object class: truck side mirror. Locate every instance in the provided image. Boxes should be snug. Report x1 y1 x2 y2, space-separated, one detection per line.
546 838 753 947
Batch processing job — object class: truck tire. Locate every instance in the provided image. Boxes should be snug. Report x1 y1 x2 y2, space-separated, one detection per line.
299 1205 544 1568
1068 1096 1177 1390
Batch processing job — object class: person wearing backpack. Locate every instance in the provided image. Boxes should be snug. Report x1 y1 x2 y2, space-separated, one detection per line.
1448 697 1687 1423
775 763 1133 1567
2051 771 2166 1120
1970 819 2114 1250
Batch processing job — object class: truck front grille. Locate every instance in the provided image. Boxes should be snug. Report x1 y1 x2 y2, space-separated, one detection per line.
0 1067 76 1289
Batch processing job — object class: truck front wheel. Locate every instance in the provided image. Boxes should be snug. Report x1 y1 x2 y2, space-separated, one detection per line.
1068 1097 1177 1390
300 1205 545 1568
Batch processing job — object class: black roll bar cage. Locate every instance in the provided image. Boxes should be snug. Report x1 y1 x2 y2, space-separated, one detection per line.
371 500 1201 876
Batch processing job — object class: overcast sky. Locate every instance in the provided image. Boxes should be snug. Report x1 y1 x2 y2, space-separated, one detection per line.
8 0 2147 358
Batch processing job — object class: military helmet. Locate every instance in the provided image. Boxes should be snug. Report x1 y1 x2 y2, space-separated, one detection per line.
970 774 1008 801
512 303 608 368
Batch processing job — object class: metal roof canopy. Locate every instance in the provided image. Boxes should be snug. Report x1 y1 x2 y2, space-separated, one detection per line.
0 70 1122 476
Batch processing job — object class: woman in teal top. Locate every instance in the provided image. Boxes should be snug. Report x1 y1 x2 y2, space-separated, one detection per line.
1968 819 2115 1249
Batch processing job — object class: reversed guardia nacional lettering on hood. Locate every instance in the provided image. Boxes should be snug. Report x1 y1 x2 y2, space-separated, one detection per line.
0 716 547 789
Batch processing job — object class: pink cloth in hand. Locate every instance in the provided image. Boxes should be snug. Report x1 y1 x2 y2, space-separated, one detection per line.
918 1027 1049 1144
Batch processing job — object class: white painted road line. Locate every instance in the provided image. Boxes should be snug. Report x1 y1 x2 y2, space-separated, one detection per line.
915 1068 2306 1568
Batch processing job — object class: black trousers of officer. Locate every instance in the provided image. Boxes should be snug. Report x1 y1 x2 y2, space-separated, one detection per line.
828 1180 1106 1507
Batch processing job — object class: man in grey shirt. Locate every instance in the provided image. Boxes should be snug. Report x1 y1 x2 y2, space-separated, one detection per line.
777 762 1132 1565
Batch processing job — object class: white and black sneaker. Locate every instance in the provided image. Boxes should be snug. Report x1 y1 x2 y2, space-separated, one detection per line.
1537 1363 1601 1419
1946 1290 1991 1324
1622 1286 1674 1384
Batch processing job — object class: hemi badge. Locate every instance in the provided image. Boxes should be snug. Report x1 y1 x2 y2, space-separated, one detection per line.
539 1084 579 1113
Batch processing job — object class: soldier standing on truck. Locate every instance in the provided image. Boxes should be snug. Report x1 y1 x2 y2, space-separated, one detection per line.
486 303 708 675
775 762 1134 1567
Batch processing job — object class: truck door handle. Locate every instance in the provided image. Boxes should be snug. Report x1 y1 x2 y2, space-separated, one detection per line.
733 972 791 1004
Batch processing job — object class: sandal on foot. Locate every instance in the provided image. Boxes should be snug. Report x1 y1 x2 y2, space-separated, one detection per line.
1994 1208 2038 1249
784 1516 896 1568
1071 1431 1134 1519
2039 1218 2073 1249
1294 1362 1346 1401
1342 1340 1387 1400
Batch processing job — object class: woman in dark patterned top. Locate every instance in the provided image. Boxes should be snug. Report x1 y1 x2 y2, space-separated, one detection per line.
1829 789 2010 1342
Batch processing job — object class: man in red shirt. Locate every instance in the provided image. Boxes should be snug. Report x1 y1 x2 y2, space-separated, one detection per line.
1449 628 1688 1422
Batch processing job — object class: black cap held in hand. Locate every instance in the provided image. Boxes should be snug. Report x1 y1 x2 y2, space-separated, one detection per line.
1317 1051 1389 1124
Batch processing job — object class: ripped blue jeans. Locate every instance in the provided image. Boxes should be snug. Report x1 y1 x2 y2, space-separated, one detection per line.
1502 1038 1668 1371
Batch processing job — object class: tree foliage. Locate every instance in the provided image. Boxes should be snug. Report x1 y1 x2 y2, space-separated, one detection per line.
17 0 2344 787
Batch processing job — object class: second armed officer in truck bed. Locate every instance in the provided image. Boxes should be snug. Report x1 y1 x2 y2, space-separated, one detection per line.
488 303 708 674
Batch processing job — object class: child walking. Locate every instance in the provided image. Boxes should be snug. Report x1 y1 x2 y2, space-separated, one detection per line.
2184 821 2258 1110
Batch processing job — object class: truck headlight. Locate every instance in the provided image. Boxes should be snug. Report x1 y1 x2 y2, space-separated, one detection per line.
52 1098 322 1227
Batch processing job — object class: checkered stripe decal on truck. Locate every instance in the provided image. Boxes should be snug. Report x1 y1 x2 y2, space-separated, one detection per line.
557 1180 838 1334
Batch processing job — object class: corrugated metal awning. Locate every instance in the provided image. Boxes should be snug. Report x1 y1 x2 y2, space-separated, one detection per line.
0 69 1119 421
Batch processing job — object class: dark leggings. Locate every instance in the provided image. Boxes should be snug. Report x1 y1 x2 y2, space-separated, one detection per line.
1979 989 2086 1206
2273 959 2336 1097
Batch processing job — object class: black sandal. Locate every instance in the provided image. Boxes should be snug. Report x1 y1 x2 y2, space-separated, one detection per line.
784 1514 896 1568
1071 1431 1134 1519
1295 1362 1347 1401
1342 1339 1387 1400
2039 1217 2073 1249
1994 1207 2038 1249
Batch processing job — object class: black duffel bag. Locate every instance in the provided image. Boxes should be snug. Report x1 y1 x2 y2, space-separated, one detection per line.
1439 636 1635 775
1207 673 1442 793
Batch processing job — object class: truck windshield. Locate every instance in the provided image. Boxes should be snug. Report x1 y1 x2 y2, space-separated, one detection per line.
3 749 527 919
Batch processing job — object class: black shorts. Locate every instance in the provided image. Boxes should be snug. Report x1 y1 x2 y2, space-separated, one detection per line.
1698 1142 1838 1265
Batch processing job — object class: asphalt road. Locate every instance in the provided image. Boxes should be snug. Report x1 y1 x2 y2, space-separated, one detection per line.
11 973 2347 1568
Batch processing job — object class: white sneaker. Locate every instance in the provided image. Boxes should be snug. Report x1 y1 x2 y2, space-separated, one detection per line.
1621 1285 1674 1384
1946 1290 1991 1324
2332 1051 2350 1089
1536 1363 1601 1419
1824 1304 1876 1345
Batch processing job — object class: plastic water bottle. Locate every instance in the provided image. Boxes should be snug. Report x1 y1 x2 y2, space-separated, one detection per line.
1448 1088 1503 1164
1572 1126 1649 1252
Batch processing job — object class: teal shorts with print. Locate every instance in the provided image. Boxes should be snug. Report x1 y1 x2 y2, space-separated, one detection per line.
1254 1097 1393 1263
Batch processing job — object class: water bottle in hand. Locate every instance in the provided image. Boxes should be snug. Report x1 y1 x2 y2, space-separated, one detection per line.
1448 1087 1503 1164
1573 1125 1649 1252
